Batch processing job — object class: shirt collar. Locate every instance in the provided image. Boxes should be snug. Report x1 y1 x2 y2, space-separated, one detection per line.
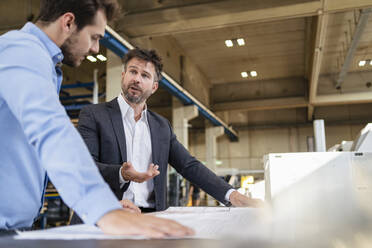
117 94 148 122
21 22 64 66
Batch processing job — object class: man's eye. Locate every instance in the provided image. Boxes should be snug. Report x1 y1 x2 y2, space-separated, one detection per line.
142 74 149 78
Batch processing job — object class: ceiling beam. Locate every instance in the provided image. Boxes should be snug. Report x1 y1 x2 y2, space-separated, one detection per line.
161 89 372 112
121 0 322 38
308 10 329 120
304 17 315 81
325 0 372 12
213 97 308 112
314 92 372 106
120 0 372 38
335 8 371 89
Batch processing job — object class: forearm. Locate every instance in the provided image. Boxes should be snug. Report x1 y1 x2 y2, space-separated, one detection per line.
96 161 122 184
179 162 233 203
39 122 122 224
95 161 126 198
168 124 232 204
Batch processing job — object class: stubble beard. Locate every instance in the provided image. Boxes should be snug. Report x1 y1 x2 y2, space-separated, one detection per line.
123 83 152 104
61 33 83 67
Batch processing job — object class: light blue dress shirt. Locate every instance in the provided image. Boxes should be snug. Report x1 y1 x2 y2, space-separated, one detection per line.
0 22 121 229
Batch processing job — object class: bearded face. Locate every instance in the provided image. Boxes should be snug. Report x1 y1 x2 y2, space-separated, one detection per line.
61 31 88 67
122 82 153 104
59 10 106 67
121 57 158 105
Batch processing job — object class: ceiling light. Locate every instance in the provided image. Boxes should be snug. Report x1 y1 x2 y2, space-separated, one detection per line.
96 54 107 61
237 38 245 46
225 40 233 47
86 55 97 62
359 60 366 67
370 60 372 66
250 71 258 77
241 72 248 78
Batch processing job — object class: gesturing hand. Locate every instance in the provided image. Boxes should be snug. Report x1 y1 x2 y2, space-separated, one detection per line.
121 162 160 183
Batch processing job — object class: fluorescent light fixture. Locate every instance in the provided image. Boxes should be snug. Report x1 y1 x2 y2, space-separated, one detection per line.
246 175 254 184
96 54 107 61
359 60 366 67
241 71 248 78
86 55 97 62
237 38 245 46
225 40 233 47
250 71 258 77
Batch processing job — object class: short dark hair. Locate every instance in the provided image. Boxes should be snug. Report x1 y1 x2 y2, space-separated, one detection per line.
122 48 163 82
37 0 119 30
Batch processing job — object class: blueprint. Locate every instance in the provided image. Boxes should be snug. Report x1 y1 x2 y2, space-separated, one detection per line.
16 207 265 240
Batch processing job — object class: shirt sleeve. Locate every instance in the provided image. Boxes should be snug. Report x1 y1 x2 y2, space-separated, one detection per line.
0 39 121 225
225 189 236 202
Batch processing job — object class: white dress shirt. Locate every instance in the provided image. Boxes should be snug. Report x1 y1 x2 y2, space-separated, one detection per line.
117 94 155 208
117 94 235 207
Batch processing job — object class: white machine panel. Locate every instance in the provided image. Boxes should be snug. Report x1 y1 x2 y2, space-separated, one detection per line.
351 123 372 152
265 152 351 202
264 152 372 239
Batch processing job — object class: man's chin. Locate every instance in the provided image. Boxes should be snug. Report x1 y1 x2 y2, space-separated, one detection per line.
125 94 142 104
73 57 85 67
73 60 82 67
62 61 77 67
62 58 83 67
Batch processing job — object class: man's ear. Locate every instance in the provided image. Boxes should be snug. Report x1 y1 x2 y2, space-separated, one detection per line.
60 12 77 35
152 81 159 94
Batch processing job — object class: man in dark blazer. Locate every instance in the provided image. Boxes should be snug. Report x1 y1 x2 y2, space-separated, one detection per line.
72 48 260 223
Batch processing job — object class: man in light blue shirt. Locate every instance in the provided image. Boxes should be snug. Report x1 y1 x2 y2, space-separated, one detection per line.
0 0 192 238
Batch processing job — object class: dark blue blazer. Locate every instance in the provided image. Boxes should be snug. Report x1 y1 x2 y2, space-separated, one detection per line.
77 98 233 211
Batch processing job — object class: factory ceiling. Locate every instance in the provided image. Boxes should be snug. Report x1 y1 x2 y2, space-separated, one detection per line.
1 0 372 130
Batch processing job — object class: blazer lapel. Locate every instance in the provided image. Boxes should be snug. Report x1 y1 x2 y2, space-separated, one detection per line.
106 98 127 162
147 111 163 192
147 112 161 166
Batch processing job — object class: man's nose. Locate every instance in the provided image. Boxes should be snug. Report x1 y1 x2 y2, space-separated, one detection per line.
133 73 142 83
90 41 100 54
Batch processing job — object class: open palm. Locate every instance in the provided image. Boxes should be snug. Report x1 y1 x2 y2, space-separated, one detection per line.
121 162 160 183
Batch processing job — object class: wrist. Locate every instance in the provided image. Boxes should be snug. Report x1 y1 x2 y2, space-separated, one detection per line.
97 208 127 229
119 166 129 183
120 166 125 179
228 191 239 206
225 189 236 201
